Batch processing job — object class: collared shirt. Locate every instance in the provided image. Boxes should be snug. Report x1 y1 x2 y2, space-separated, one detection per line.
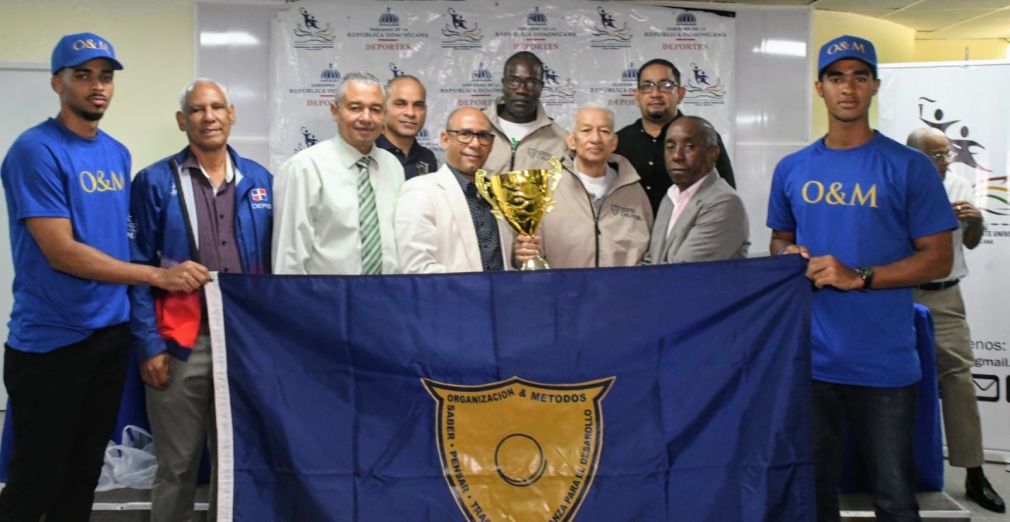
616 112 735 213
664 170 709 238
376 134 438 180
181 152 242 274
272 134 405 275
449 166 504 272
936 172 976 282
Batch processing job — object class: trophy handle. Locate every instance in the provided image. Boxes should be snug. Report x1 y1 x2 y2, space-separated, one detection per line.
474 169 505 221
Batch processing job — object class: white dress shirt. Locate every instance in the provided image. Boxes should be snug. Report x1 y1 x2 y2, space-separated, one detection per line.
272 134 405 274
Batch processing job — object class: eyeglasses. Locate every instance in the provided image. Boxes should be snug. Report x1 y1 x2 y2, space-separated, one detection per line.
928 150 956 162
503 76 544 90
446 129 495 146
637 80 679 93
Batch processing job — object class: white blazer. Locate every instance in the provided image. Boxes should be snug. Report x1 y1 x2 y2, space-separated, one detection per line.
394 165 513 273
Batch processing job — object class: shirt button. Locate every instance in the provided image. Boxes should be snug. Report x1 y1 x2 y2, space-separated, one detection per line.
648 161 654 166
221 241 227 246
223 268 229 272
645 185 652 190
219 214 225 219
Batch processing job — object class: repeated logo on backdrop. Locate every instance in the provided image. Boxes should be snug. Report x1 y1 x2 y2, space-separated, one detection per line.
271 2 735 173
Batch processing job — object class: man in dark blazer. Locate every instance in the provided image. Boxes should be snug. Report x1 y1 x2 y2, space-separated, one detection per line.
645 116 748 264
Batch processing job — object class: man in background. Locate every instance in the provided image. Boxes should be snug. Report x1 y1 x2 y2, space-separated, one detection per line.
376 75 437 179
482 51 567 174
617 58 735 213
907 126 1004 514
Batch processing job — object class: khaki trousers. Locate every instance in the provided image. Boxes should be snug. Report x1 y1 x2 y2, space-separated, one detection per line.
146 334 216 522
915 284 984 468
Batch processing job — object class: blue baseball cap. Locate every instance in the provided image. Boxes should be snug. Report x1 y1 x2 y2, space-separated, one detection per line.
817 35 876 79
51 32 123 75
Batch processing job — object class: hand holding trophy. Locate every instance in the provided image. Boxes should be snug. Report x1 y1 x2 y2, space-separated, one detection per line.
475 157 563 270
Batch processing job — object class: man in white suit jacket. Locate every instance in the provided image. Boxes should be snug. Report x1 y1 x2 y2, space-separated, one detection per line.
395 107 513 273
646 116 748 264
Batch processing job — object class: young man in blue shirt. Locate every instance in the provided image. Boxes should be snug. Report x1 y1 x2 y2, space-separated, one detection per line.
768 35 957 521
0 33 209 520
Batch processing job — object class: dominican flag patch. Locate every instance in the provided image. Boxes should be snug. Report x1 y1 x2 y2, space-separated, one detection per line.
250 188 268 201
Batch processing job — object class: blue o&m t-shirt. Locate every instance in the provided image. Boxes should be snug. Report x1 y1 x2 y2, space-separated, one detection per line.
766 132 957 387
1 118 131 352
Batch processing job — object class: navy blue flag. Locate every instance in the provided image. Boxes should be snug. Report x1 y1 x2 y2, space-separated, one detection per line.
208 256 814 521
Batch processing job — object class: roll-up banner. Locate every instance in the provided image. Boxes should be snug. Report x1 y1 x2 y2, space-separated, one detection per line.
880 60 1010 461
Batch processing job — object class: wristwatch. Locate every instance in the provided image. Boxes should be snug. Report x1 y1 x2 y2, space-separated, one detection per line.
855 266 874 290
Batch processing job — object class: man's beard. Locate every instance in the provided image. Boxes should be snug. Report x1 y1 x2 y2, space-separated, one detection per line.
72 105 104 122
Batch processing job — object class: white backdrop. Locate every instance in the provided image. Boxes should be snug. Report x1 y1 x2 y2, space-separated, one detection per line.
268 1 735 172
880 60 1010 461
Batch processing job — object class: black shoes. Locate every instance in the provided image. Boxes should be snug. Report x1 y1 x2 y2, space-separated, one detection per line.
965 476 1006 513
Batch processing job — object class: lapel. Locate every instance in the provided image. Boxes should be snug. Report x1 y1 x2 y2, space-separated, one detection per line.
434 166 482 269
665 171 717 260
651 197 674 258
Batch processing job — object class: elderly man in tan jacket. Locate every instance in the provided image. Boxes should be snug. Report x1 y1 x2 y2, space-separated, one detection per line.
513 103 653 268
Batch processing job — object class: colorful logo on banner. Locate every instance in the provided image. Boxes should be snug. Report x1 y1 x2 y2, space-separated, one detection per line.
917 97 1010 223
442 7 483 50
424 377 614 522
645 10 724 53
294 126 319 153
287 64 338 108
496 6 576 53
683 62 727 106
541 62 577 106
346 7 428 52
589 6 633 49
589 62 638 108
293 7 335 50
440 62 497 110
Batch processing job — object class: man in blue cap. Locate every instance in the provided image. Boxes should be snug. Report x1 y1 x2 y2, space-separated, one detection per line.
768 35 957 521
0 33 209 520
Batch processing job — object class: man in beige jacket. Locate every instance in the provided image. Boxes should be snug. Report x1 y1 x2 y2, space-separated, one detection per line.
482 51 567 174
513 103 652 268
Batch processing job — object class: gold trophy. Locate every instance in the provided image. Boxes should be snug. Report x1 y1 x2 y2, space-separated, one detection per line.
475 157 563 270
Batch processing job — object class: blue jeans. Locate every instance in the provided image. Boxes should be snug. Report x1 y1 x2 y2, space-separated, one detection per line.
812 380 920 522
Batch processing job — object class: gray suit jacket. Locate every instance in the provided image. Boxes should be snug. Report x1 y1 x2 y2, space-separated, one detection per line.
645 170 749 264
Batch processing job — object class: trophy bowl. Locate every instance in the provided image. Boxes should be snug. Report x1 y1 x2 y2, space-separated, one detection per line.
475 157 563 271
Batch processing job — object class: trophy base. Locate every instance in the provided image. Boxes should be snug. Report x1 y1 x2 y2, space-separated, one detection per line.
519 256 551 271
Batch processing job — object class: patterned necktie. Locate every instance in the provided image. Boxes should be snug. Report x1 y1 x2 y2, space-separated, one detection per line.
356 157 382 275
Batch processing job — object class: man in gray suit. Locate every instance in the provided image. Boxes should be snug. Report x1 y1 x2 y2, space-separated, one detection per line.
646 116 748 263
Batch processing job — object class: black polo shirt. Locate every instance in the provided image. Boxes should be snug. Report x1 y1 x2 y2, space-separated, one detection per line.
376 134 438 180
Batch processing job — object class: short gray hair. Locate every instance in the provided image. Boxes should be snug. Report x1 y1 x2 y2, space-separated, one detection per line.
570 102 615 133
178 79 230 113
906 126 947 151
335 72 385 105
672 115 719 148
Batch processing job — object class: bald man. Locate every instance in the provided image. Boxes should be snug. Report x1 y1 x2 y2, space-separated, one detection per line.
907 127 1003 513
394 107 513 273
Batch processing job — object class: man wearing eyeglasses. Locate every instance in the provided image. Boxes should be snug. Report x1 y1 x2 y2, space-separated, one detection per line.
617 59 735 213
395 107 513 273
907 127 1003 513
481 51 567 174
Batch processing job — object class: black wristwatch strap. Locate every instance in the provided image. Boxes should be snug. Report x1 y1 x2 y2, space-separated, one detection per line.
855 266 874 290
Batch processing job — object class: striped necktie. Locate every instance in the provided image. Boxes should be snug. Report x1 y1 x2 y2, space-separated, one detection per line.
356 157 382 275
